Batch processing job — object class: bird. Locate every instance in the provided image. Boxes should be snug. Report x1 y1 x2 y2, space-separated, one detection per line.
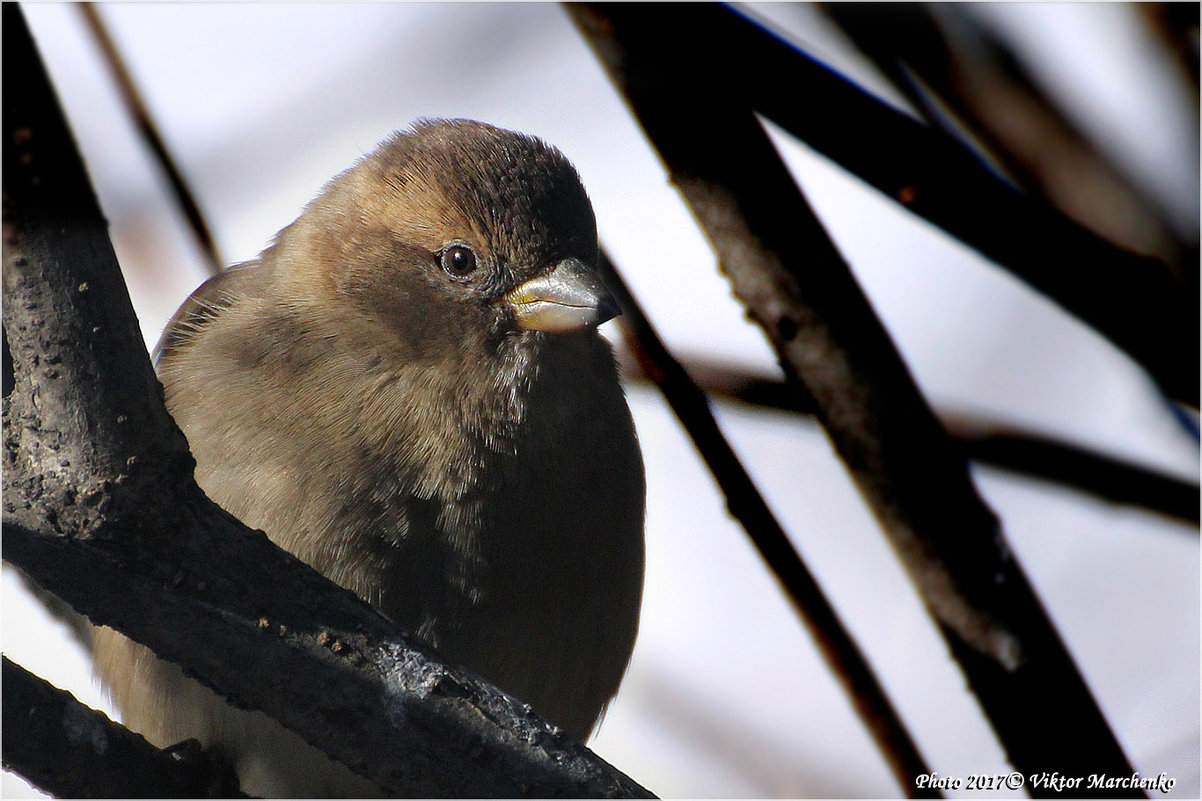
91 118 645 797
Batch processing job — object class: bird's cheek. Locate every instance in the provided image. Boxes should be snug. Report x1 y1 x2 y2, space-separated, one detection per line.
334 277 462 361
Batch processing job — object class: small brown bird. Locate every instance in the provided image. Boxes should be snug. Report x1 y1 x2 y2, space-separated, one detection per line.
92 119 645 797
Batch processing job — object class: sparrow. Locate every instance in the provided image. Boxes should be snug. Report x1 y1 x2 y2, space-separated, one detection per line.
92 119 645 797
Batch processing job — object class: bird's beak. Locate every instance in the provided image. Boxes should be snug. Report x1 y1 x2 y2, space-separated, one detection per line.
504 257 620 333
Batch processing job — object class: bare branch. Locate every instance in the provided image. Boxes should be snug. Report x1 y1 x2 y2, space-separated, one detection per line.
946 419 1200 527
2 6 649 797
616 356 1200 526
2 657 245 798
600 251 936 798
77 3 224 274
720 4 1196 405
820 3 1197 278
1137 4 1200 109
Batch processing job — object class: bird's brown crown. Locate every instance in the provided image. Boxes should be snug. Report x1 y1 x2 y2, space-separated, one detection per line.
266 120 599 330
368 119 598 273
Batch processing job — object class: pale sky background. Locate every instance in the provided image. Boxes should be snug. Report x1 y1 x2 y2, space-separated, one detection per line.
6 3 1198 798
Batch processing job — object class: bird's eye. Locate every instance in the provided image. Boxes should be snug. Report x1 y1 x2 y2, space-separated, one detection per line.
439 244 477 277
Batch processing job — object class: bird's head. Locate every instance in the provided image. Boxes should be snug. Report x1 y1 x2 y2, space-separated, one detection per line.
267 119 617 359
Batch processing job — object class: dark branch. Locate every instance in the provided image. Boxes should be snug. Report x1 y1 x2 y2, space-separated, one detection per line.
2 657 246 798
820 2 1196 280
1137 4 1200 112
77 3 224 275
571 4 1141 794
616 356 1200 527
600 251 937 798
2 5 649 797
732 3 1197 406
948 421 1200 527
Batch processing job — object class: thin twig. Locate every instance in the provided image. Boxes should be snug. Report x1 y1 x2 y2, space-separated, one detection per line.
946 421 1200 526
571 4 1141 795
77 3 224 274
615 355 1200 527
600 251 938 798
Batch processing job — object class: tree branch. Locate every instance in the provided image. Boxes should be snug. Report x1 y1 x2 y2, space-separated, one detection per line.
77 3 224 275
720 4 1197 406
615 356 1200 527
600 251 936 798
819 2 1196 279
2 657 245 798
570 4 1140 794
2 5 650 797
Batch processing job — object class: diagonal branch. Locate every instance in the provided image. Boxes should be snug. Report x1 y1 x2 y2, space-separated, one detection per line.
2 6 649 797
570 4 1141 794
77 3 224 275
819 2 1197 279
2 657 246 798
715 4 1197 406
600 250 937 798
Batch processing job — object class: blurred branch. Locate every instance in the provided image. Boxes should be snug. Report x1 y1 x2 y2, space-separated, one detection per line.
2 657 245 798
1138 3 1200 103
617 355 1200 527
820 2 1198 283
954 424 1199 525
2 6 650 797
77 3 224 274
572 3 1140 794
600 251 937 798
729 3 1197 406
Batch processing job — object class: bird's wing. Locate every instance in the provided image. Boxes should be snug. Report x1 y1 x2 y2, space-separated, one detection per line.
153 263 260 366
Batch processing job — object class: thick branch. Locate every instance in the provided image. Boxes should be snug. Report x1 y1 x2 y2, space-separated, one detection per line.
2 657 244 798
2 6 649 797
571 4 1140 794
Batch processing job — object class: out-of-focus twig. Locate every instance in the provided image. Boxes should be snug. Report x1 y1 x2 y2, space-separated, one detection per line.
820 2 1197 281
727 4 1197 407
571 4 1140 794
616 355 1200 527
951 424 1200 526
1138 3 1200 103
600 251 937 798
77 3 224 274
